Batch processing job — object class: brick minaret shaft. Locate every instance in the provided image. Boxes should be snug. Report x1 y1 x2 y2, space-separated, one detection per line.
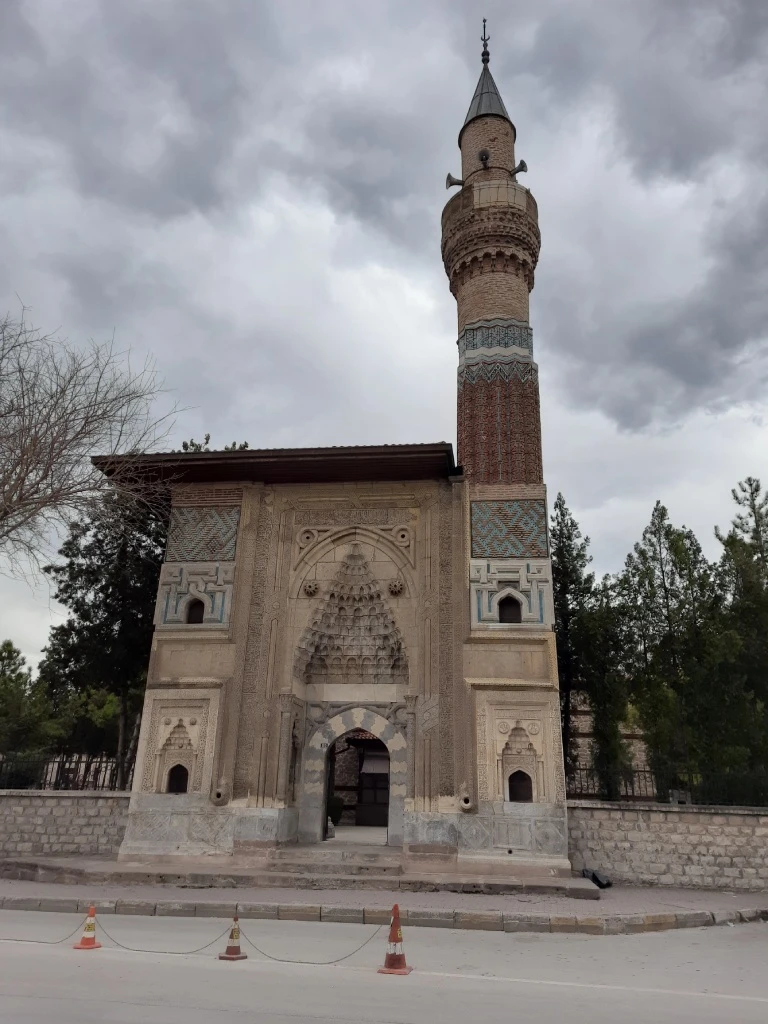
441 36 542 484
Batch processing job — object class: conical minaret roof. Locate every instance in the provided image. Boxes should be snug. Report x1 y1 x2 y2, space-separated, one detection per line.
459 22 515 144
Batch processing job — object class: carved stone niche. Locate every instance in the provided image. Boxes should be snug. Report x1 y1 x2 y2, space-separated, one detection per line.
136 691 219 797
470 558 554 629
295 544 408 689
157 719 197 793
498 721 541 802
154 562 235 628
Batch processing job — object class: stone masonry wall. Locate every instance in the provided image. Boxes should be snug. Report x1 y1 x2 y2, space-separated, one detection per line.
569 800 768 890
0 792 130 857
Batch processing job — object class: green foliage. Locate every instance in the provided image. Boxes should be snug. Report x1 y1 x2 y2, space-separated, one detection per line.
550 493 594 773
0 640 61 754
552 480 768 797
38 492 167 786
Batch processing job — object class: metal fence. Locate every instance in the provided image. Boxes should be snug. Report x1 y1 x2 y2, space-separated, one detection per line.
567 763 768 807
0 754 133 792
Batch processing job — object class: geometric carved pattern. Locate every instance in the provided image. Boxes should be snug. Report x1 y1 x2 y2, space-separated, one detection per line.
457 317 533 358
155 562 235 627
457 358 538 389
166 506 240 561
469 557 553 627
470 500 548 558
295 544 408 687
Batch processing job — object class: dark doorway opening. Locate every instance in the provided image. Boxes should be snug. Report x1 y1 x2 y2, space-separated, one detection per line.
498 595 522 624
167 764 189 794
186 599 205 624
328 730 389 827
508 770 533 802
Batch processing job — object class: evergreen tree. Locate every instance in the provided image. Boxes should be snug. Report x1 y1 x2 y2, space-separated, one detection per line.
550 493 594 774
0 640 59 753
577 579 630 798
38 435 249 785
38 493 167 786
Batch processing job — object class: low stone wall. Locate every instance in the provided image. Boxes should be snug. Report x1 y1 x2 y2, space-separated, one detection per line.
569 800 768 890
0 791 130 857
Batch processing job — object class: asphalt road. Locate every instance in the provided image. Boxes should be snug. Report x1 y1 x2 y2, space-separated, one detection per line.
0 910 766 1023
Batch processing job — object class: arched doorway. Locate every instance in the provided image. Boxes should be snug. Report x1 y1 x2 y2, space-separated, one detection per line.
298 707 407 847
508 769 533 802
328 730 390 835
166 764 189 794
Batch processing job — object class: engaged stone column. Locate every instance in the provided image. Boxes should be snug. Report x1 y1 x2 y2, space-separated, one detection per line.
275 694 295 805
405 695 418 800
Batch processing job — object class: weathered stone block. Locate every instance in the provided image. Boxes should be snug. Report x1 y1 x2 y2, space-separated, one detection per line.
237 903 279 919
320 907 365 924
278 904 321 921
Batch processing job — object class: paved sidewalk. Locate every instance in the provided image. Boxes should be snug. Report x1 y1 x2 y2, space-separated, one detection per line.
2 876 767 935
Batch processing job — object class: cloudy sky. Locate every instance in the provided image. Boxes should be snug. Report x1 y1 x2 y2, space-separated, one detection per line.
2 0 767 668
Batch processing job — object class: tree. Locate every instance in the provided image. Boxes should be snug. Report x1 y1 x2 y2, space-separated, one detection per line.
619 501 754 792
38 493 167 787
577 579 630 798
550 493 594 774
0 311 173 574
38 435 249 784
0 640 59 754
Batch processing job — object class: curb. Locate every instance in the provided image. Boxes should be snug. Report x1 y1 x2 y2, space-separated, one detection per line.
1 896 766 934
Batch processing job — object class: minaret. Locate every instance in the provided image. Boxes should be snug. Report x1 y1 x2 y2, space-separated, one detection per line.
442 22 542 483
441 27 565 854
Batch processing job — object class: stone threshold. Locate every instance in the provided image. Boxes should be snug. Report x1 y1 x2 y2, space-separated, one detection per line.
1 894 766 934
0 857 598 899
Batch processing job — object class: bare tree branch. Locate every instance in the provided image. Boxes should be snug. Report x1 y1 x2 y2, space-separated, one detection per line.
0 311 177 576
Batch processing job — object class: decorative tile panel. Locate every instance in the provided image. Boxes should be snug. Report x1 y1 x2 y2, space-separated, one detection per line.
469 557 553 628
470 499 548 558
166 506 240 562
457 317 533 358
457 358 538 391
155 562 235 627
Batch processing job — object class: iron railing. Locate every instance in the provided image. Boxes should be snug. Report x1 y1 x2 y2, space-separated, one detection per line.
567 763 768 807
0 754 133 792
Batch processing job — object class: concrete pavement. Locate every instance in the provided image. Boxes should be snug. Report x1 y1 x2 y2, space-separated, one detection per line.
0 910 767 1022
2 875 768 934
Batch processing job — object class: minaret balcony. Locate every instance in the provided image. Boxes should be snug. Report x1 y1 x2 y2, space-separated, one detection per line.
441 181 541 281
441 181 538 234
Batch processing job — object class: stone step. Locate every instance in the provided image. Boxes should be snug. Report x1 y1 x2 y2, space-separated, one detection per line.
269 846 402 866
0 857 598 898
268 859 402 877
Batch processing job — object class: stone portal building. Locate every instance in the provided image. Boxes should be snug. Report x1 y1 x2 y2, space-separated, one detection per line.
107 34 568 873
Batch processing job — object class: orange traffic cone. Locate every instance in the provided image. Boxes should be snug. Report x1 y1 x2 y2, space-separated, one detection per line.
218 914 247 961
378 903 412 975
73 905 101 950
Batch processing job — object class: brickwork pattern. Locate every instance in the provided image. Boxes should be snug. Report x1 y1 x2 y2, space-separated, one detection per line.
171 486 244 507
0 792 129 856
460 117 516 182
458 377 543 484
166 506 241 562
471 499 548 558
569 801 768 891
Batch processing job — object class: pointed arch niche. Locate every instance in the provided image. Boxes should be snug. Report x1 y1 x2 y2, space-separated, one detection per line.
294 543 409 700
498 722 541 802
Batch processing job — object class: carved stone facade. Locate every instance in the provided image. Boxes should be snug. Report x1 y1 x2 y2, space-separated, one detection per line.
116 39 567 875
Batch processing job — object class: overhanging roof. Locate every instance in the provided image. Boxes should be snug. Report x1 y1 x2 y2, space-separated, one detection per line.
92 442 458 486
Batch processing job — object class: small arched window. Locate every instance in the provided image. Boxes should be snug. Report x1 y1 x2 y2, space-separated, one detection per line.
508 770 533 802
167 764 189 794
498 595 522 624
186 599 205 624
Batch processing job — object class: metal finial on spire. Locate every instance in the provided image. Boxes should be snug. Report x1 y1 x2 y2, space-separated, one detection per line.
481 18 490 64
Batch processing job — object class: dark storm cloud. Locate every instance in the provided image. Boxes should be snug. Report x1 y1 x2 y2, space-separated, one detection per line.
1 0 767 433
